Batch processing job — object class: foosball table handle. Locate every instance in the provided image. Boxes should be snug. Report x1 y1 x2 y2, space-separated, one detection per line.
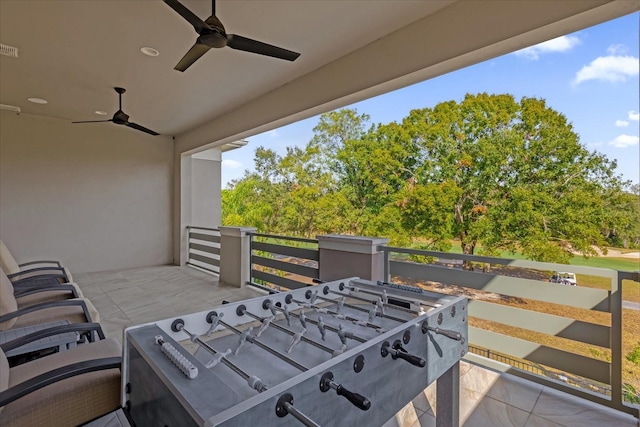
336 384 371 411
319 371 371 411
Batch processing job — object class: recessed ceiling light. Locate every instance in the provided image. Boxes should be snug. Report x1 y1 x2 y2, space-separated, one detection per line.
94 110 108 116
27 97 48 104
140 47 159 57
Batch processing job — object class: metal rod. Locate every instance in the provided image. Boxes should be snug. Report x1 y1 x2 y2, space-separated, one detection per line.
283 401 321 427
313 293 408 323
240 307 336 354
179 326 251 382
342 284 441 309
218 319 309 372
268 303 366 343
326 289 421 315
291 298 383 331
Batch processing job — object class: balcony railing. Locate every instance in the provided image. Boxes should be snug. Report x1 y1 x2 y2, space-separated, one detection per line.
249 232 319 290
185 226 221 274
379 245 639 416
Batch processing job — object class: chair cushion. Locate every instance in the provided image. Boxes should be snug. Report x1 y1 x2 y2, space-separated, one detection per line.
2 338 122 426
0 269 18 330
0 240 20 276
15 283 84 308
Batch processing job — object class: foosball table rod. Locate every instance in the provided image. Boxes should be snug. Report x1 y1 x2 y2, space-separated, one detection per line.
275 393 321 427
205 311 309 372
263 299 367 344
235 304 340 355
170 319 269 393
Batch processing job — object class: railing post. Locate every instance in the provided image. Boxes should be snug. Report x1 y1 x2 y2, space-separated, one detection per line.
610 271 622 410
218 226 257 288
316 235 389 282
381 246 390 282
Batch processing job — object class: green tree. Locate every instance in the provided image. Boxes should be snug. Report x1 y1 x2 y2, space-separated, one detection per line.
223 94 632 264
401 93 627 262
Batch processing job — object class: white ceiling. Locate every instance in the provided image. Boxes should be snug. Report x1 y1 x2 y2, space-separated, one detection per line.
1 0 638 147
0 0 451 136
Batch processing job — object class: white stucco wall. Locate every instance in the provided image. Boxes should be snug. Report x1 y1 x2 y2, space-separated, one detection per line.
0 111 174 273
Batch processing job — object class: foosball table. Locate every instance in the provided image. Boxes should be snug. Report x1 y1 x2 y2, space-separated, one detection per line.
122 278 468 426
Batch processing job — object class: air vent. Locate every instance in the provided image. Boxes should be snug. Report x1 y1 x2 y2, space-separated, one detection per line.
0 104 21 113
0 43 19 58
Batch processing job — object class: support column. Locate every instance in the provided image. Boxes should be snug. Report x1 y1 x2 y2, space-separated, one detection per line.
176 149 222 266
317 235 389 282
219 226 256 288
436 361 460 427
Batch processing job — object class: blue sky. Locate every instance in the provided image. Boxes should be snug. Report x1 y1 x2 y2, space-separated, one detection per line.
223 12 639 187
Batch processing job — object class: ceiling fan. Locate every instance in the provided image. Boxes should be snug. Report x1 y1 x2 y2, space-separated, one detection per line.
163 0 300 72
72 87 159 136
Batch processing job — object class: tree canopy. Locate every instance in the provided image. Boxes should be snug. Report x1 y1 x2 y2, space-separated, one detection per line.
222 93 639 261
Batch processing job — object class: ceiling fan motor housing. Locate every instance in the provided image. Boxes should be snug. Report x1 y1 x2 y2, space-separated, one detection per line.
201 15 227 47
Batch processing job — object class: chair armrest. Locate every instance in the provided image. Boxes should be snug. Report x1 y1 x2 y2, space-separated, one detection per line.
8 266 69 284
0 357 122 407
1 323 105 352
0 299 92 324
12 274 68 289
19 260 63 269
14 284 79 299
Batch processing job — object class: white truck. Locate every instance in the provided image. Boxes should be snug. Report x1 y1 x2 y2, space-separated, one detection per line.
549 272 577 286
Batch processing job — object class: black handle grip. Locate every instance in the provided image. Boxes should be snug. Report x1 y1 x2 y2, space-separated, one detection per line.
434 327 462 341
394 350 426 367
336 385 371 411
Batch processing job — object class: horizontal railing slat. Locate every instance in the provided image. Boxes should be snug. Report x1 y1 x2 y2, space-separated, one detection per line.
384 246 618 279
390 261 610 312
469 327 610 384
252 241 319 261
252 233 318 244
468 300 610 348
189 242 220 256
252 269 309 290
189 253 220 268
189 232 221 244
251 255 318 279
187 226 220 232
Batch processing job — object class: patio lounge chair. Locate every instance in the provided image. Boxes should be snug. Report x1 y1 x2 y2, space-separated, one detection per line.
2 267 82 307
0 331 121 426
0 269 100 333
0 238 75 290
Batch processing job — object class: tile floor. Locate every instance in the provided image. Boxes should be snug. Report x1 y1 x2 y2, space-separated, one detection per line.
74 265 640 427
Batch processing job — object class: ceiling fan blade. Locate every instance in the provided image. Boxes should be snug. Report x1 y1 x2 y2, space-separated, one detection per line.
126 122 160 136
163 0 210 34
175 42 211 72
227 34 300 61
72 120 113 124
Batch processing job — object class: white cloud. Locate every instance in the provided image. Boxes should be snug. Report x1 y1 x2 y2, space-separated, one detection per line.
268 129 279 137
573 55 639 85
615 120 629 127
514 35 580 60
609 134 639 148
222 159 242 169
629 111 640 121
607 44 628 55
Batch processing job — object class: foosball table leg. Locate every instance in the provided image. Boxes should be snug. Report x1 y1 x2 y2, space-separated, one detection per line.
436 361 460 427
